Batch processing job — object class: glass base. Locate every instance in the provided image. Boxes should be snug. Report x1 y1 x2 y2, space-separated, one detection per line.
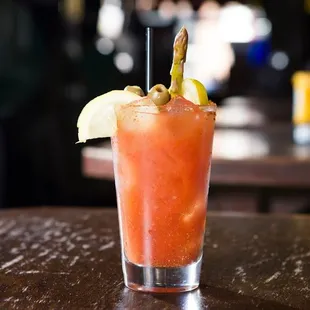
122 255 202 293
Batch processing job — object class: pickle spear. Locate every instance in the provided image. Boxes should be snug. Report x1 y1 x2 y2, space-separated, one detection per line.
169 26 188 98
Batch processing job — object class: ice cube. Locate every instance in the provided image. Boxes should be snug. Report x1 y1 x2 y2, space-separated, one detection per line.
182 198 206 225
118 97 158 132
165 96 199 113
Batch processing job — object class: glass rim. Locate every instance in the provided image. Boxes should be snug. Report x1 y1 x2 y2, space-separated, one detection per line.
117 102 217 115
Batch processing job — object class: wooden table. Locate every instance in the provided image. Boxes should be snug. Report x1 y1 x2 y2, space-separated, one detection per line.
1 208 310 309
81 96 310 212
82 124 310 212
81 96 310 188
82 124 310 188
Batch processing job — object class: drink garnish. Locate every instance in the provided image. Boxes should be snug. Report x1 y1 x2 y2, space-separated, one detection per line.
77 26 210 142
77 90 141 142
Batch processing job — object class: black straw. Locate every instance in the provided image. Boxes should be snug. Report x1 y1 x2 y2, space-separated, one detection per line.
146 27 153 92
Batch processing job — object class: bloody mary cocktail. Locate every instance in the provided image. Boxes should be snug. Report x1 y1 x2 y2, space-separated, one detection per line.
77 27 217 293
112 96 216 292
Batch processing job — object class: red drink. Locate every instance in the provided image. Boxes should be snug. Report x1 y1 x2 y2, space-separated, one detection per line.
112 96 216 292
77 26 216 293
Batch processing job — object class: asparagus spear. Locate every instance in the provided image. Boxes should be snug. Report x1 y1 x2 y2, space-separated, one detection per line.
169 27 188 98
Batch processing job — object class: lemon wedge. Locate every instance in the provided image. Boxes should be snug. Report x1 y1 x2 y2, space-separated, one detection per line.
181 78 208 105
77 90 141 142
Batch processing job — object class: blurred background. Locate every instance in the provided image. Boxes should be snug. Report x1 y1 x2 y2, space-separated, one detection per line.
0 0 309 211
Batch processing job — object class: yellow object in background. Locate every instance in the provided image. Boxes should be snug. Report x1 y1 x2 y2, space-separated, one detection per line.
292 71 310 125
305 0 310 14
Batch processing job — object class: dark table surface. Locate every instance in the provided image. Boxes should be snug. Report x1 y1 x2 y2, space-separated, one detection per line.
1 208 310 309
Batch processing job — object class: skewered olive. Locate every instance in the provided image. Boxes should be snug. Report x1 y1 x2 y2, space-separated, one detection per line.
124 85 145 97
147 84 170 106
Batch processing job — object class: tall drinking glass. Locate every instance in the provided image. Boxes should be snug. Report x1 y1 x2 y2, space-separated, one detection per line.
111 98 216 292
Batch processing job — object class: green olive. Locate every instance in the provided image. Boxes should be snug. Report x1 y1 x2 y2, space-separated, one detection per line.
124 85 145 97
147 84 170 106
